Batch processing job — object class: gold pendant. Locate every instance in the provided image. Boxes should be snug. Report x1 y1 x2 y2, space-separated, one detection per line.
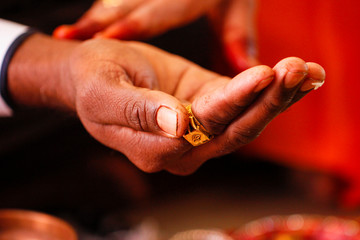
183 105 213 146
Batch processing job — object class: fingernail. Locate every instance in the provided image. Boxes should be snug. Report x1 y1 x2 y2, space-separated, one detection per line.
157 107 178 137
53 25 77 39
254 76 274 92
300 78 325 91
284 71 307 88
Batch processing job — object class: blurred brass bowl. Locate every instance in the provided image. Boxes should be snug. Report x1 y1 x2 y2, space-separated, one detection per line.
0 209 77 240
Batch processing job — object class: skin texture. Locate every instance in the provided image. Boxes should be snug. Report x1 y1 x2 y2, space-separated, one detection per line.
8 34 325 175
53 0 258 72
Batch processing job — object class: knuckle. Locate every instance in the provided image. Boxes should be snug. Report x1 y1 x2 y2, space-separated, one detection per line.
261 92 294 116
262 98 282 114
222 126 262 153
123 98 153 132
231 131 253 146
283 57 307 70
201 117 228 135
193 101 238 136
132 70 157 89
124 100 144 131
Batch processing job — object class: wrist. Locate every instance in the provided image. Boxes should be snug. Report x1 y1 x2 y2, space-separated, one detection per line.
7 33 80 112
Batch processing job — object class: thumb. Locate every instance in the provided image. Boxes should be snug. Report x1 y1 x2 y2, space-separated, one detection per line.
78 81 189 138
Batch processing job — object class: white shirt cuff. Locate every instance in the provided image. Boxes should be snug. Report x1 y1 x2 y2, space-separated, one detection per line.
0 19 30 117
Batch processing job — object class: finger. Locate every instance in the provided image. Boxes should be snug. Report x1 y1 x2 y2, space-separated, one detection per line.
277 61 325 111
93 17 141 39
198 57 309 158
166 57 310 174
164 65 274 175
191 65 274 135
54 1 116 39
53 0 145 39
290 62 325 104
78 75 189 138
53 20 110 40
95 0 218 39
53 21 109 40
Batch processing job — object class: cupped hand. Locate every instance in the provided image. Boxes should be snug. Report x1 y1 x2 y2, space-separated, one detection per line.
67 38 325 175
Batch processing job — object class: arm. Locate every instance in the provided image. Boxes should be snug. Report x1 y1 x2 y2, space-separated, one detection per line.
8 34 78 112
0 19 35 116
5 22 326 174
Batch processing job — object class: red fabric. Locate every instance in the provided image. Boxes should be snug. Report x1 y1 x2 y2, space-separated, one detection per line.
245 0 360 206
